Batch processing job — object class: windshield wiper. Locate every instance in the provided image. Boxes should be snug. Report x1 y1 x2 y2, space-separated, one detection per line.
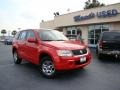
42 40 53 41
42 39 65 41
56 39 65 41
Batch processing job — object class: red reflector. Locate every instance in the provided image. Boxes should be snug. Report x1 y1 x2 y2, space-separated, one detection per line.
99 41 103 48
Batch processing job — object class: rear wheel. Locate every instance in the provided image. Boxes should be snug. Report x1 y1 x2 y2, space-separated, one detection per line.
40 57 56 78
13 51 22 64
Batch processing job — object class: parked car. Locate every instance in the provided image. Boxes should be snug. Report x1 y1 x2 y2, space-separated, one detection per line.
0 39 5 43
0 36 5 43
4 36 13 45
96 31 120 59
12 29 91 78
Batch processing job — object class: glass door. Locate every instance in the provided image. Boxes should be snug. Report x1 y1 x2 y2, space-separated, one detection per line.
88 24 109 47
88 25 95 47
94 25 102 44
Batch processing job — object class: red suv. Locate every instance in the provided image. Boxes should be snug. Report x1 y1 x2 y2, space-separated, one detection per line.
12 29 91 78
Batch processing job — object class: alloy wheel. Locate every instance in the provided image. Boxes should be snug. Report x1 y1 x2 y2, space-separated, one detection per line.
42 60 55 76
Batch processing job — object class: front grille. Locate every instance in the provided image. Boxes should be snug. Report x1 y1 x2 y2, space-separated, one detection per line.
72 49 87 55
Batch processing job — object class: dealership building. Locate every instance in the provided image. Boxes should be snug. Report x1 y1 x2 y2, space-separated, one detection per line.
40 3 120 47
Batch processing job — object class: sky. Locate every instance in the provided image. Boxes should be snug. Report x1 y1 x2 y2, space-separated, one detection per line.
0 0 120 35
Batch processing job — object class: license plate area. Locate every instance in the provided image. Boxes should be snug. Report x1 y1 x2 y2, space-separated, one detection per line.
80 57 86 63
74 57 87 65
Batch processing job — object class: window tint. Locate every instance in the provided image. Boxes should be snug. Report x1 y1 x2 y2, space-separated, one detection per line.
103 32 120 41
18 31 27 40
27 31 35 39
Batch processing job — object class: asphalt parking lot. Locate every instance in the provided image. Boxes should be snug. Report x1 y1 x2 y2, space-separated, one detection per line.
0 42 120 90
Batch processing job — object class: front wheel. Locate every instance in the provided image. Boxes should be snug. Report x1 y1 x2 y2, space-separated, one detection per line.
40 57 56 78
97 53 104 60
13 51 22 64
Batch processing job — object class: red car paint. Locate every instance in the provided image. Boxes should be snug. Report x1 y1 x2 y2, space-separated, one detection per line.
12 29 91 70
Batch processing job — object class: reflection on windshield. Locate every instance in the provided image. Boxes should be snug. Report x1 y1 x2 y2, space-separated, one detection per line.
39 30 68 41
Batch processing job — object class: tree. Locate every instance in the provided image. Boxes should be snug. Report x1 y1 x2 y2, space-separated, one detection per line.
1 29 7 36
11 30 17 37
84 0 105 9
53 12 60 16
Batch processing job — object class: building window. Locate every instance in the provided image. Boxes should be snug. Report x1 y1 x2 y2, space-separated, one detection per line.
77 29 82 36
67 30 71 35
66 29 77 35
66 29 76 39
66 28 82 40
72 30 76 35
88 24 109 46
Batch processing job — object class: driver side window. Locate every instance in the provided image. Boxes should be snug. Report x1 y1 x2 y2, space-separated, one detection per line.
26 31 35 39
18 31 27 41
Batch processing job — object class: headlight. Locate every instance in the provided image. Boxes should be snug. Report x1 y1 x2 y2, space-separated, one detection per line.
57 50 73 57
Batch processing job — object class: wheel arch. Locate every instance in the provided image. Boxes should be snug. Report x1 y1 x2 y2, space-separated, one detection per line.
39 52 54 64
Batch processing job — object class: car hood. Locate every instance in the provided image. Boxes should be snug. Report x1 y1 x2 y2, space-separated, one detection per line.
42 41 86 50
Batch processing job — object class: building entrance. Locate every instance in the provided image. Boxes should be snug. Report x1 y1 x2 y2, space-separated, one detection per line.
88 24 109 47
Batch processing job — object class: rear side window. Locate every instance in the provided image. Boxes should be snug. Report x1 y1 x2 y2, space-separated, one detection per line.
18 31 27 40
102 32 120 41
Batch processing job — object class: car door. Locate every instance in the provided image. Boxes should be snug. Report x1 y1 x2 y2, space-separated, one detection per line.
17 31 27 59
25 30 38 64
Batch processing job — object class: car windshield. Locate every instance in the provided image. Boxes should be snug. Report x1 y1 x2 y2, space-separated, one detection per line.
38 30 68 41
103 32 120 41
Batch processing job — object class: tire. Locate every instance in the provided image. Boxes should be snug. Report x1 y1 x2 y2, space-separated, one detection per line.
40 57 56 78
96 48 98 54
13 51 22 64
96 48 103 60
97 53 104 60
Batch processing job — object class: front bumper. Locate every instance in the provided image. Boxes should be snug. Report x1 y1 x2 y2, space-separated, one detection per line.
99 49 120 55
54 53 91 70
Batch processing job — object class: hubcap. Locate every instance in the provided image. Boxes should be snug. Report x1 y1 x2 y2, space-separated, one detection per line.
42 60 55 76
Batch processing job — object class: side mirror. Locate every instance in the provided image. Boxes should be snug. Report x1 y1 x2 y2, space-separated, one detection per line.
27 38 37 43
